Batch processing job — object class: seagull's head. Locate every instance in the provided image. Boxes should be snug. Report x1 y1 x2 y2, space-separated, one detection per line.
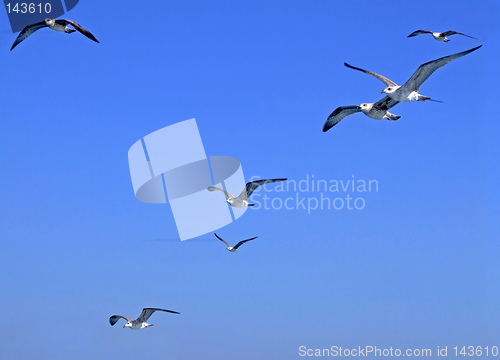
44 18 55 26
381 86 400 94
123 322 132 328
225 198 233 205
359 103 371 112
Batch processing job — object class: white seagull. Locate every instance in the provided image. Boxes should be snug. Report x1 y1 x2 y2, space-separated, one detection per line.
344 45 481 103
11 18 99 51
214 233 257 252
323 95 400 131
207 179 287 207
109 308 180 330
407 29 476 42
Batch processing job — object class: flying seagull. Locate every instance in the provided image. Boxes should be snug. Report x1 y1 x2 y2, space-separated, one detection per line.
208 179 287 207
323 95 400 132
109 308 179 330
324 45 482 131
344 45 481 103
214 233 257 252
11 18 99 50
407 30 476 42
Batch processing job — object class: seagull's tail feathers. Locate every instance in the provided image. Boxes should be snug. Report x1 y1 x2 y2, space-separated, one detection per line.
419 95 444 103
65 28 76 34
426 98 444 103
387 114 401 121
248 203 255 206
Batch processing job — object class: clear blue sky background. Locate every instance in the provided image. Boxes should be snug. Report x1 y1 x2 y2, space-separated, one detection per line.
0 1 498 359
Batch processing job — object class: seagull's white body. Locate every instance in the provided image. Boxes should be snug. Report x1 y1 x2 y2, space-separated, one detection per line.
383 87 425 102
228 198 250 208
128 322 152 330
432 32 449 42
360 102 399 120
45 18 72 32
343 45 481 105
208 179 287 208
109 308 180 331
407 29 476 42
323 95 400 131
214 233 257 252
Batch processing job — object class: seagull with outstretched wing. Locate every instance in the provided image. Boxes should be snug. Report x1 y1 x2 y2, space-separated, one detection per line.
407 29 476 42
323 95 400 132
344 45 481 103
11 18 99 50
324 45 482 132
109 308 179 330
208 179 287 207
214 233 257 252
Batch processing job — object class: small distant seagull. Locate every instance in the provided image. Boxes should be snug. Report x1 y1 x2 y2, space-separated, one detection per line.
109 308 179 330
11 18 99 51
407 30 476 42
208 179 287 207
344 45 481 103
214 233 257 252
323 96 400 132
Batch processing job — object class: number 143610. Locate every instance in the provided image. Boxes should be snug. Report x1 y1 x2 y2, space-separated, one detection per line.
5 3 52 14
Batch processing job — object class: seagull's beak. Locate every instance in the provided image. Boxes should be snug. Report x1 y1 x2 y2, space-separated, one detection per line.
380 90 384 93
225 199 228 203
123 325 126 328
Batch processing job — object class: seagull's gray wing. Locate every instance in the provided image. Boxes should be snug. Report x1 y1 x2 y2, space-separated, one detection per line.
323 106 361 132
233 236 258 250
109 315 133 326
407 30 433 38
373 95 400 111
207 186 235 199
10 21 48 50
441 30 476 39
240 179 287 199
344 62 398 87
137 308 180 323
57 19 99 43
214 233 232 248
399 45 482 93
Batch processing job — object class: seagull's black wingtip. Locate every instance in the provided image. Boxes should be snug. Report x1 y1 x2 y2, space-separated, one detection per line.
323 122 333 132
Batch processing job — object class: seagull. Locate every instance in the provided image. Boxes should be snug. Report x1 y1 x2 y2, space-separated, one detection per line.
207 179 287 207
407 30 476 42
214 233 257 252
323 95 400 131
11 18 99 50
109 308 180 330
344 45 481 103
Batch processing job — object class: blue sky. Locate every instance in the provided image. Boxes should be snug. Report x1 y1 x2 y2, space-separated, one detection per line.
0 0 498 359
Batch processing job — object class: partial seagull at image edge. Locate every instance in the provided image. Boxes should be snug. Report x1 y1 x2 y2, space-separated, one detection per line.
11 18 99 50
